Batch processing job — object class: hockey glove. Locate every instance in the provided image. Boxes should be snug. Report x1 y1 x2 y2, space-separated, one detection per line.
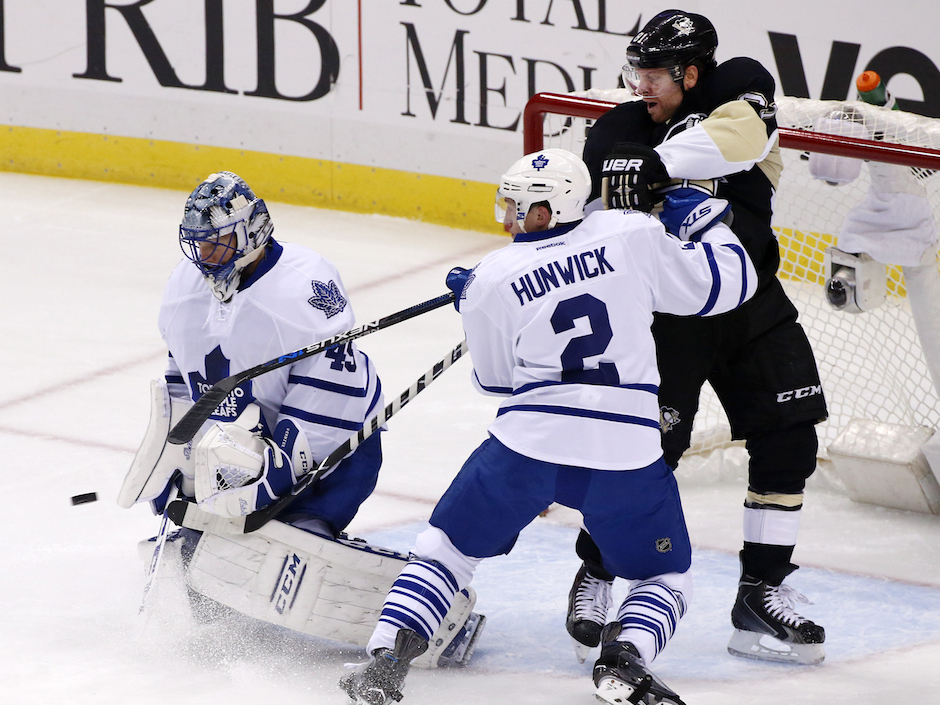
194 406 313 518
659 187 732 241
445 266 474 311
600 142 669 212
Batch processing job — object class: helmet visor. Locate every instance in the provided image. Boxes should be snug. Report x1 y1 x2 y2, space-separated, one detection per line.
622 64 684 98
494 192 520 223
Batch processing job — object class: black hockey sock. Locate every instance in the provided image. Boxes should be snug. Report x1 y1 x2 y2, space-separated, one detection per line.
740 543 797 584
576 529 616 582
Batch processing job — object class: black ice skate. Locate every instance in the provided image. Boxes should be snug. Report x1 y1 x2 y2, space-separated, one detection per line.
729 569 825 665
592 623 686 705
566 563 613 663
339 629 429 705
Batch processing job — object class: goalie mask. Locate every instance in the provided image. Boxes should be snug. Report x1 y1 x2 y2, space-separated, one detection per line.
495 149 591 231
179 171 274 302
622 10 718 96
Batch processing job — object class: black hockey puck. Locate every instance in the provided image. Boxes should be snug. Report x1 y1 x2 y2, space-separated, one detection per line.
71 492 98 505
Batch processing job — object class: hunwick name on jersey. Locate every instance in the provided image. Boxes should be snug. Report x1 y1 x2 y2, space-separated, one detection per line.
511 247 615 306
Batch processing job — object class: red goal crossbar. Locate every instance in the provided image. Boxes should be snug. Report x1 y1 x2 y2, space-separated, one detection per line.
523 92 940 170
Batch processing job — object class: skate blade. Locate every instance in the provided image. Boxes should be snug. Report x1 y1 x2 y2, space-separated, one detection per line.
595 674 644 705
572 637 593 664
594 675 683 705
437 613 486 668
727 629 825 665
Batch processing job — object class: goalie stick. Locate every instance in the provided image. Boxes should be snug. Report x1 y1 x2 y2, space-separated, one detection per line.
167 339 470 534
137 484 179 626
166 291 456 446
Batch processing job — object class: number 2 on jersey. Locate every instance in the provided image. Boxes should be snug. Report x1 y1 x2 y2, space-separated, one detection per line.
551 293 619 385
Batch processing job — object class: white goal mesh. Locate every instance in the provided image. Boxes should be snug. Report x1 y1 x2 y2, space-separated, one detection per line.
529 90 940 467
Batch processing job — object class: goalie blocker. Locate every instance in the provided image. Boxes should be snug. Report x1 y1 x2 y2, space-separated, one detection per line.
182 514 485 669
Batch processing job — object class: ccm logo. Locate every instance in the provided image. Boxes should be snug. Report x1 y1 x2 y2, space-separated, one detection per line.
777 385 822 402
602 158 645 172
272 553 306 614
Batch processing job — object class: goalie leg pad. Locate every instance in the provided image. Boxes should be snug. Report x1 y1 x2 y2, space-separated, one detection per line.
118 380 195 510
185 520 482 667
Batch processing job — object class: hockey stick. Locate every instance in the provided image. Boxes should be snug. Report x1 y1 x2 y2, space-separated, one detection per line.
137 484 179 624
166 339 470 535
166 292 455 446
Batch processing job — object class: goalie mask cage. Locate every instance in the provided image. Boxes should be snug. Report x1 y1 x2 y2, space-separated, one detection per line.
523 90 940 467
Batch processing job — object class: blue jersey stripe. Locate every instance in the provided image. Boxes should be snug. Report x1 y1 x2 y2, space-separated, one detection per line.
280 405 361 431
695 241 721 316
513 379 659 396
287 374 368 397
474 369 512 394
495 404 660 429
723 243 750 306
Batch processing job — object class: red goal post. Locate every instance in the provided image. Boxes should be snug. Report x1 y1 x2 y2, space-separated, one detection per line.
523 92 940 168
523 90 940 496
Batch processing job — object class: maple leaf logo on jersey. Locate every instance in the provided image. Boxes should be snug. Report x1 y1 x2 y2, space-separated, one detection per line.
531 154 550 171
308 279 348 318
189 345 255 422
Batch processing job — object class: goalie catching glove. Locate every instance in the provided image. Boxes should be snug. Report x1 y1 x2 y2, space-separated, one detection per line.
194 404 313 518
601 142 670 212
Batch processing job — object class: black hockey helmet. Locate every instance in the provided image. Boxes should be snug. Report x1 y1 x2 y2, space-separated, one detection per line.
625 10 718 84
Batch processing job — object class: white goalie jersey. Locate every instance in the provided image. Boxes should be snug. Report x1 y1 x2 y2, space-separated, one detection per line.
158 240 383 463
459 209 757 470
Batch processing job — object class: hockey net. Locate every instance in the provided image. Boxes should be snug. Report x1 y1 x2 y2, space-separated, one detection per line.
524 90 940 475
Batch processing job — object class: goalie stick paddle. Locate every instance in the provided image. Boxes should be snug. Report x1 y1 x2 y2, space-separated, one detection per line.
166 339 470 534
166 291 455 446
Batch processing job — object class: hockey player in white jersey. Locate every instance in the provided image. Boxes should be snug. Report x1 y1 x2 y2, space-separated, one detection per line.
120 170 384 551
338 149 758 705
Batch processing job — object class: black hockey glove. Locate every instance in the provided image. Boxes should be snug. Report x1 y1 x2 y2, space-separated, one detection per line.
600 142 669 212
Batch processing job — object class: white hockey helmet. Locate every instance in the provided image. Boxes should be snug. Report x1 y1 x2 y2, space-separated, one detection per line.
179 171 274 302
495 149 592 231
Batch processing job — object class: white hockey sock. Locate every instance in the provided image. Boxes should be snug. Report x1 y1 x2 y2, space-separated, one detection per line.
616 578 688 664
743 506 802 546
368 560 458 653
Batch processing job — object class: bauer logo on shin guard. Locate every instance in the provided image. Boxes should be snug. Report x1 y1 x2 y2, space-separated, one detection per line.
272 552 307 614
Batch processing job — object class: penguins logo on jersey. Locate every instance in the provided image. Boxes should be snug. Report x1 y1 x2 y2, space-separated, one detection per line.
663 112 706 142
660 406 681 433
308 279 348 318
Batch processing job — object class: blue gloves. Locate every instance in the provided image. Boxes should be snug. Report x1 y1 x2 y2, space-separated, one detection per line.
446 267 473 311
659 187 731 241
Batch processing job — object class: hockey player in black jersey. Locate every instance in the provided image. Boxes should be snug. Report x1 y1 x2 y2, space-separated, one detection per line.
566 9 829 666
